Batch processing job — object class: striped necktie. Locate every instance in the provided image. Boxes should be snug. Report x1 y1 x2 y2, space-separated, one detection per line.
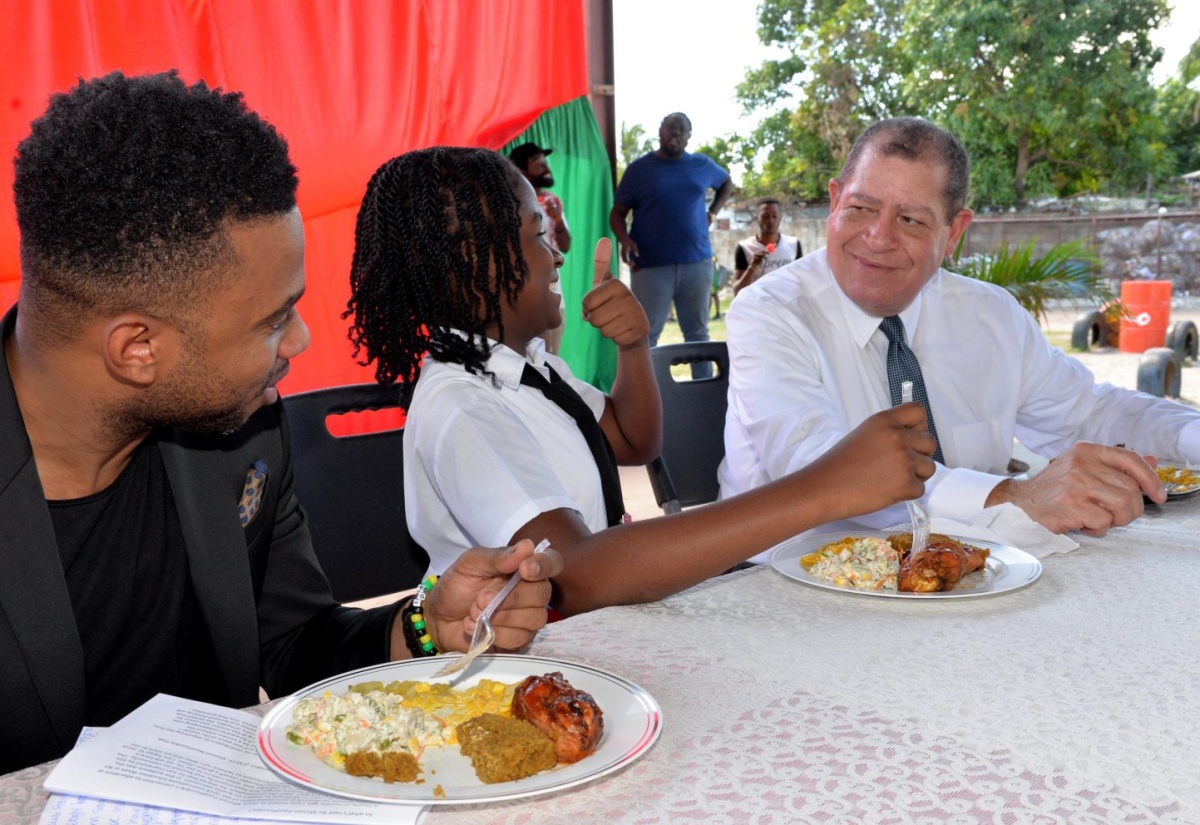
880 315 944 464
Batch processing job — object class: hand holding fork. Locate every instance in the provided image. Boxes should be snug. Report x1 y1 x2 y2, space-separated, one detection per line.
901 381 931 554
433 539 550 679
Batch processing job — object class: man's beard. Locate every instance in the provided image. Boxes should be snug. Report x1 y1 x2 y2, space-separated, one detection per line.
531 173 554 189
105 348 274 438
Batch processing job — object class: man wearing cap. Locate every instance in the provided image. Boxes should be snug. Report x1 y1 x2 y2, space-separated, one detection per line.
509 142 571 353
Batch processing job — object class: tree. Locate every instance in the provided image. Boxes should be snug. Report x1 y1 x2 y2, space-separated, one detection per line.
735 0 911 199
1156 36 1200 180
618 121 654 180
694 134 760 194
736 0 1171 207
900 0 1169 207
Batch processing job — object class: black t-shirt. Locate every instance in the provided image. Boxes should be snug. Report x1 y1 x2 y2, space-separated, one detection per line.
50 437 228 726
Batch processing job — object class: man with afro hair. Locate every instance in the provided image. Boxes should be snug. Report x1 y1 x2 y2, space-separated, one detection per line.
0 70 560 773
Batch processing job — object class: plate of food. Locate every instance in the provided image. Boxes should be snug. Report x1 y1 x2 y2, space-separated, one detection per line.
769 530 1042 599
257 654 661 804
1155 464 1200 499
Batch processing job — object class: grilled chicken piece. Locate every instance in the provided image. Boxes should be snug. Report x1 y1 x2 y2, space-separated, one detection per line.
511 672 604 763
897 535 989 592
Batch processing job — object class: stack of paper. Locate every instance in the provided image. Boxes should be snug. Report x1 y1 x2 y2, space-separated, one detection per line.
41 694 427 825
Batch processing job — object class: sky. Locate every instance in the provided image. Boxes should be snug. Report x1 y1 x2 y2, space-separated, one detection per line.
612 0 1200 153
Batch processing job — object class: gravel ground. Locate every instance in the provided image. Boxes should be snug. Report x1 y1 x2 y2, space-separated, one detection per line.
1042 303 1199 407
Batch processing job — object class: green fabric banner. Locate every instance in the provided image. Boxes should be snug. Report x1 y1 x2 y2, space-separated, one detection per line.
503 97 617 391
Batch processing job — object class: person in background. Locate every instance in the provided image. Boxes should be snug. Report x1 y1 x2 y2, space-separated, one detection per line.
720 117 1193 551
508 141 571 354
609 113 732 375
710 255 732 319
0 71 560 774
732 197 802 295
344 146 937 618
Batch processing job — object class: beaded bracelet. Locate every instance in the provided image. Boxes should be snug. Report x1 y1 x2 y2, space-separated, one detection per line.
400 575 440 658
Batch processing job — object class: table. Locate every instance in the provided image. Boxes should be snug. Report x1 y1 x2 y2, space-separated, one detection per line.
4 496 1199 825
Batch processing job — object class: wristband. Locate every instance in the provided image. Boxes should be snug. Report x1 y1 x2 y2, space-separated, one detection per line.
400 575 440 657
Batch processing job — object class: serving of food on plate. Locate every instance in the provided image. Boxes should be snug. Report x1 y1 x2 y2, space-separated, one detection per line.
286 671 603 786
257 654 662 804
801 532 989 593
770 530 1042 600
1155 464 1200 496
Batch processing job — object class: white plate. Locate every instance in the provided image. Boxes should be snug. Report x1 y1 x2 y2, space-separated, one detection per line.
257 654 661 805
769 531 1042 599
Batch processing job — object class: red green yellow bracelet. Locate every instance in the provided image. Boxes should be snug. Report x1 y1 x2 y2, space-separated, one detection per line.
401 575 439 657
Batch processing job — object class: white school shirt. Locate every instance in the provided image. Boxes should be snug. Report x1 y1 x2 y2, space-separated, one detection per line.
404 336 609 573
719 248 1200 558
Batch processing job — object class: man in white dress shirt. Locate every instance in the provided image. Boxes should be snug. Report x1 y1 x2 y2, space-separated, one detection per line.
720 117 1197 547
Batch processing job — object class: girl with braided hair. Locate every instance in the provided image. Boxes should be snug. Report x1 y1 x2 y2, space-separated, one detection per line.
346 147 938 616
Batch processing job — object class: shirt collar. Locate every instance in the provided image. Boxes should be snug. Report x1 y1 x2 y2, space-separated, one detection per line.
464 330 549 390
832 271 935 349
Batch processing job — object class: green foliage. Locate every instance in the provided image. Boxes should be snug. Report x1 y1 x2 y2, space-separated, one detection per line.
725 0 1187 207
733 0 910 200
736 110 839 198
902 0 1168 207
1156 76 1200 177
618 121 654 180
695 135 754 180
948 240 1112 326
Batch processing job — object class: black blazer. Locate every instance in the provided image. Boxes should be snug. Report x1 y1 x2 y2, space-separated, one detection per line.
0 307 397 774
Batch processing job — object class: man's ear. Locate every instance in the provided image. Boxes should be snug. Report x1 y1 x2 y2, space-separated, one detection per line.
101 314 176 388
944 208 974 258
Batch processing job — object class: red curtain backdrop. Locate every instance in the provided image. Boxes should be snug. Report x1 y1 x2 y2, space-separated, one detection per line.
0 0 589 394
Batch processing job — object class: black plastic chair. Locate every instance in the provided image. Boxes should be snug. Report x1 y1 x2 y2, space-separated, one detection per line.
283 383 429 603
644 342 730 514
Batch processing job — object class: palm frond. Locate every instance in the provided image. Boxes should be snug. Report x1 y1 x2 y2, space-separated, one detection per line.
950 240 1111 326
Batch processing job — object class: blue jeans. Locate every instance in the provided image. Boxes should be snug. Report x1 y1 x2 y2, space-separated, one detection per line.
632 260 712 378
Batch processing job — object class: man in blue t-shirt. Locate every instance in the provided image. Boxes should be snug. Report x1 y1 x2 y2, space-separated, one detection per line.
610 112 733 368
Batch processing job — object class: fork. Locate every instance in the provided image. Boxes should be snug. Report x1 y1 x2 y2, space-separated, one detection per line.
900 381 931 554
432 539 549 679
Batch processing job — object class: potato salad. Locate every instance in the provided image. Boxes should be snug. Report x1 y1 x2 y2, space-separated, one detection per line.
287 689 446 769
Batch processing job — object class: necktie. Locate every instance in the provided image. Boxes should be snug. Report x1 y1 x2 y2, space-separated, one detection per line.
520 363 626 527
880 315 945 464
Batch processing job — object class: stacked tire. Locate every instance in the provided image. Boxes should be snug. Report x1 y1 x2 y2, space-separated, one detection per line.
1165 320 1197 362
1137 348 1182 398
1070 310 1109 351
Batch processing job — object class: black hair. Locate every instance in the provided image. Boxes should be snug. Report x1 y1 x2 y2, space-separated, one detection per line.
13 70 298 335
756 197 782 209
661 112 692 131
344 147 528 403
838 117 970 222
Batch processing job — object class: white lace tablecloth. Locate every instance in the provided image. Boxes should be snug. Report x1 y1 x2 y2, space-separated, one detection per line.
4 498 1199 825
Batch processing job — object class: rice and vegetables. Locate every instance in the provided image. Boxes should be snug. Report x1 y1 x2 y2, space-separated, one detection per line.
801 535 901 590
1157 465 1200 492
286 673 603 786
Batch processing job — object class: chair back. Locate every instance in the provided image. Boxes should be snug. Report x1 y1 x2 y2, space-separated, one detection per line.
646 342 730 512
283 383 429 602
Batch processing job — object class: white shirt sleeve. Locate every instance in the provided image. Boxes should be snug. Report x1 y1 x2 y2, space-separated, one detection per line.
721 253 1200 535
408 391 580 573
723 288 855 486
435 400 581 547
